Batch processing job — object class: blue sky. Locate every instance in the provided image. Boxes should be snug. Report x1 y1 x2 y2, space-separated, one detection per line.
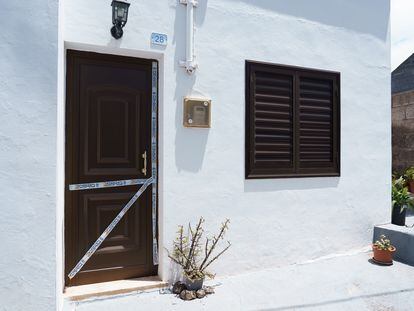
392 0 413 70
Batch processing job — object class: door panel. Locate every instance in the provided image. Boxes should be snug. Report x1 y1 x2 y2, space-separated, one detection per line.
65 50 157 286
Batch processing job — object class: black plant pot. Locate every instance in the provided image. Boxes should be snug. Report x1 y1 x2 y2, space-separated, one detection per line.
392 205 406 226
183 276 204 291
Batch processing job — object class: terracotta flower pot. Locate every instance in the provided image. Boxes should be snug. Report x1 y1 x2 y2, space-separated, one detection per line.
372 244 396 264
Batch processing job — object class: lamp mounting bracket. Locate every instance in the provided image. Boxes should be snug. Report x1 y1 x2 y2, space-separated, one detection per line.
179 0 198 6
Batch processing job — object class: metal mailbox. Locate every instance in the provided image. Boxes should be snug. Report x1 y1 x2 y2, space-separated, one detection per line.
183 97 211 128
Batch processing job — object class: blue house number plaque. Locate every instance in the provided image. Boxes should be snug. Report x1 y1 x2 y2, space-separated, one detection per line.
151 33 168 46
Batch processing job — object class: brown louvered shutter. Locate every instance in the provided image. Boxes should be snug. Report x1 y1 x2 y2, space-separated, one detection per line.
246 61 340 179
297 73 340 175
246 63 295 178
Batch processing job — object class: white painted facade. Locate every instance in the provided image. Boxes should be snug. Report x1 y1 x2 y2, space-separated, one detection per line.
0 0 390 310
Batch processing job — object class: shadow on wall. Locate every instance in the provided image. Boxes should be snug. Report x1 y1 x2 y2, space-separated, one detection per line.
244 177 340 193
173 0 209 172
225 0 390 41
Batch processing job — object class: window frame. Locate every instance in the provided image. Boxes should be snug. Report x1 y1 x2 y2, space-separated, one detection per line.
245 60 341 179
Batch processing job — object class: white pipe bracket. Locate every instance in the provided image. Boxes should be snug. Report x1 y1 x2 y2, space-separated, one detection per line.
179 60 198 75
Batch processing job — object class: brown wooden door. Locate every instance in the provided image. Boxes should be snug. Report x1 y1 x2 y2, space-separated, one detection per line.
65 50 157 286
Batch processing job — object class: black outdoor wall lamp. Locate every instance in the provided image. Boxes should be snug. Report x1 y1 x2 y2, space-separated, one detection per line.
111 0 130 39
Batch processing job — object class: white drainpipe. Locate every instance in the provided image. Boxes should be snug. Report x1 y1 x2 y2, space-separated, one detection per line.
179 0 198 74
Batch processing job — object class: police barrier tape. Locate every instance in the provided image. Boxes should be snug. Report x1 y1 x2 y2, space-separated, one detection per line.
151 61 159 265
69 178 148 191
68 178 154 279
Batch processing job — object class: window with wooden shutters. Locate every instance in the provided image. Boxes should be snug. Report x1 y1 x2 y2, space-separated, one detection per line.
246 61 340 179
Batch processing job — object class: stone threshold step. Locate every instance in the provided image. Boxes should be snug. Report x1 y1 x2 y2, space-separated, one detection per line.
64 276 168 301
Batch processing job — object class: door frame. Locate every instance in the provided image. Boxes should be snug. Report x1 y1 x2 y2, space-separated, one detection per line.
60 43 164 288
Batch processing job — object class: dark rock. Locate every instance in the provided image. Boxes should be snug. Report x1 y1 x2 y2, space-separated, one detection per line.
204 286 215 295
179 290 187 300
172 281 187 295
187 290 197 300
196 289 206 299
179 290 197 301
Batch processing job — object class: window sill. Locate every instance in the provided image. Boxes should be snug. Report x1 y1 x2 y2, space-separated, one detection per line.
64 276 168 301
245 172 340 179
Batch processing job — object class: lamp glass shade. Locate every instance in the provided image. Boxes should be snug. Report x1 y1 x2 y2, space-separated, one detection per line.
111 1 130 24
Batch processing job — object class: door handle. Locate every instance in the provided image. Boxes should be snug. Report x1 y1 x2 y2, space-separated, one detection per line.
141 151 147 176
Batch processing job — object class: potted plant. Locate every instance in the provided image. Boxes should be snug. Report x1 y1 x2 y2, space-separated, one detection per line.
392 176 413 226
404 166 414 193
167 217 231 291
372 234 396 265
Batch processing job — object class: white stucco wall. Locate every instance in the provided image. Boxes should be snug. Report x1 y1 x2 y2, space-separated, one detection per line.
63 0 390 282
0 0 59 310
1 0 391 310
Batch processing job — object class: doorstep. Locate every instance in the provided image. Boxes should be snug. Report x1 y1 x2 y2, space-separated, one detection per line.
64 276 168 301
